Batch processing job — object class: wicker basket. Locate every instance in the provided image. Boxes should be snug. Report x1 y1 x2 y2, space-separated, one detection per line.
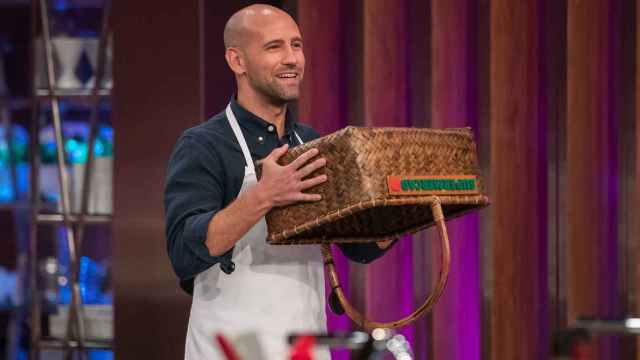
264 126 488 244
260 126 489 330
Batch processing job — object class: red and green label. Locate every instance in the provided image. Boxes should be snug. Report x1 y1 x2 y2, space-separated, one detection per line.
388 175 479 195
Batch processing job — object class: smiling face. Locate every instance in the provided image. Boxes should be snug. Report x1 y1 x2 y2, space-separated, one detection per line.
244 13 305 103
225 7 305 105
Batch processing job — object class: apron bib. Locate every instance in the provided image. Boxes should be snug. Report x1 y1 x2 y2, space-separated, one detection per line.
184 104 329 360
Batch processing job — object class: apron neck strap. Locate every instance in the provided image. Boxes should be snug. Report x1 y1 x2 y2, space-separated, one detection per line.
226 104 255 173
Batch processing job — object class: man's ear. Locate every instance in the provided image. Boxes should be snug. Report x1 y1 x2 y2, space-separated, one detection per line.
225 47 246 75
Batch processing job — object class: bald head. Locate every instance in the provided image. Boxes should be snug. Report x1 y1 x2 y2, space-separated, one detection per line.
223 4 295 49
223 3 305 105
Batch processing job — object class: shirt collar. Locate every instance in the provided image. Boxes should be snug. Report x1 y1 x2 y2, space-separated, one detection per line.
229 95 297 136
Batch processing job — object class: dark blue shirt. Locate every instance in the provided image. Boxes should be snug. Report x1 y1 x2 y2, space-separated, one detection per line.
164 97 391 294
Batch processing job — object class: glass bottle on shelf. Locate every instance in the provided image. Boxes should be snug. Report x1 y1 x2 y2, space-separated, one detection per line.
0 124 29 203
69 123 113 215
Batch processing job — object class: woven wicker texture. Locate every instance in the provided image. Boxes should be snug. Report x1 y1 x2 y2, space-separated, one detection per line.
262 126 489 244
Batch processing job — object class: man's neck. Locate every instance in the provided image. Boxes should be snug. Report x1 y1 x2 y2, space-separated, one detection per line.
236 90 287 137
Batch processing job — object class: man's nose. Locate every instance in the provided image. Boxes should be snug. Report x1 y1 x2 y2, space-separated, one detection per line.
282 45 299 65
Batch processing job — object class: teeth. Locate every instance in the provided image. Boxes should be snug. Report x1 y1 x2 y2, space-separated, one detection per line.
277 73 297 78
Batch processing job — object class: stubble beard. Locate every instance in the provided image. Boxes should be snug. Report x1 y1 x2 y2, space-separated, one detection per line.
249 73 302 106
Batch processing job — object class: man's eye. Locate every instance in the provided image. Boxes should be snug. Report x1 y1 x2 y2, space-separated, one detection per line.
293 42 303 49
267 45 280 50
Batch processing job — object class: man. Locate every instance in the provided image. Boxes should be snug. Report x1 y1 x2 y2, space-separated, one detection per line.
164 4 392 359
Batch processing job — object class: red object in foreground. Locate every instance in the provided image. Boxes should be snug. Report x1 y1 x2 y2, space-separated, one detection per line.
215 333 242 360
571 342 593 360
289 336 316 360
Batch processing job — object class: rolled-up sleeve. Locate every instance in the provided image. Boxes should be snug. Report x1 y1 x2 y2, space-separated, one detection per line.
164 134 226 292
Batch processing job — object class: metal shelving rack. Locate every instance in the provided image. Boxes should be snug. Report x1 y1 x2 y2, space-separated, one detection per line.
27 0 112 359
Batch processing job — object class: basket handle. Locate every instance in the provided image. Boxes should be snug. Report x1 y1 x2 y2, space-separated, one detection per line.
321 196 451 330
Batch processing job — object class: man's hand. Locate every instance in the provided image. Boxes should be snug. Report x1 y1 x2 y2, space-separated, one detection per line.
376 239 395 250
255 144 328 207
205 144 327 257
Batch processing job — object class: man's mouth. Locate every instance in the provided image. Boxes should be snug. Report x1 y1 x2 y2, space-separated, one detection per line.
276 72 299 79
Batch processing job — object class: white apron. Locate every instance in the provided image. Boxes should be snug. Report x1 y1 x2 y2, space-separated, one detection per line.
184 104 330 360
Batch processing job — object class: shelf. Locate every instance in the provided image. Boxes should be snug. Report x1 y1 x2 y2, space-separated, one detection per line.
39 338 112 350
24 2 116 358
0 93 112 110
2 101 113 113
36 88 111 98
37 213 111 224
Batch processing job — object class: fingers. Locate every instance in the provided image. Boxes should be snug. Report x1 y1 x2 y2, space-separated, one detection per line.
295 192 323 202
267 144 289 162
296 158 326 179
299 174 328 190
272 175 326 207
262 145 328 207
292 175 327 203
287 148 319 170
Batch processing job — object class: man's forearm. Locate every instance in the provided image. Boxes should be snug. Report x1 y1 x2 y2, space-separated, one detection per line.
205 184 273 256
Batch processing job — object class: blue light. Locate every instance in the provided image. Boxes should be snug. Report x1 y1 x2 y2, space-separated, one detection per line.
53 0 69 11
71 146 88 163
44 142 57 154
58 256 109 305
94 140 105 156
65 138 79 152
0 144 8 166
0 167 13 203
99 126 113 142
65 138 90 164
0 186 13 202
89 351 113 360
